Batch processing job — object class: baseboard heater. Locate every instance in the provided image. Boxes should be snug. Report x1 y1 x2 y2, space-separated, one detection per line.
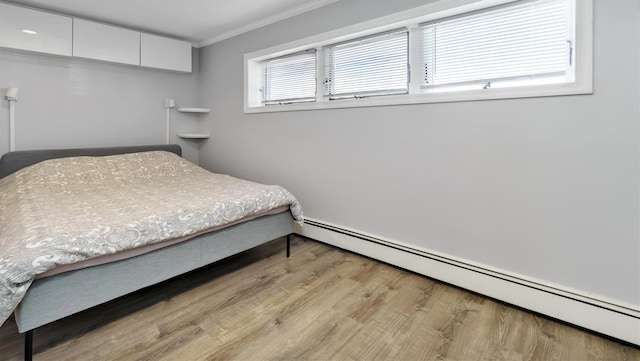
296 218 640 346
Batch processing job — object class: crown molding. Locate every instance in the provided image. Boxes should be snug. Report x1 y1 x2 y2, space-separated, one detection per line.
197 0 339 48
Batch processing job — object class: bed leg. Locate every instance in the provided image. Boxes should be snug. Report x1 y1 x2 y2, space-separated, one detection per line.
25 330 33 361
286 234 291 258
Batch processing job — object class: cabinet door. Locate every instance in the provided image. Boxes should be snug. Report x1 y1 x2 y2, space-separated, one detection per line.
0 3 72 56
73 19 140 65
141 33 192 73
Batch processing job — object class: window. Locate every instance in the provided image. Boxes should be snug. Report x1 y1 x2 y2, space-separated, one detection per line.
260 50 316 105
324 30 408 99
244 0 592 113
421 0 572 93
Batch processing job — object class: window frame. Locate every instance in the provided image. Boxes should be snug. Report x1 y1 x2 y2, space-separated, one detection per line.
244 0 592 114
260 49 317 105
323 29 409 100
419 0 574 92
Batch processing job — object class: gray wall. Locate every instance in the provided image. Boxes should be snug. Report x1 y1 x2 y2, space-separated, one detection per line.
0 47 202 163
198 0 640 307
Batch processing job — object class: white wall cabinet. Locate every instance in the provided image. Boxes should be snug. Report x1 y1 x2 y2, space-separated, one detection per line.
0 3 72 56
0 3 191 72
73 19 140 66
141 34 192 72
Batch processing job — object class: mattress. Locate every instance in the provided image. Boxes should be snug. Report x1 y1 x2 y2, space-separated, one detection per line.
36 205 289 279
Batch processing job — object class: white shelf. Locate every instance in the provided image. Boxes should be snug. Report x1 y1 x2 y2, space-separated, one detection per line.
177 107 210 113
177 132 210 139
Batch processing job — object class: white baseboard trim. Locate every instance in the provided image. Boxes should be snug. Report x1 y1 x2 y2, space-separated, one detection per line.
295 218 640 346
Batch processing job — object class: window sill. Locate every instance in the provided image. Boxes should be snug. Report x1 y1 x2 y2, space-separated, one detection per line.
244 82 593 114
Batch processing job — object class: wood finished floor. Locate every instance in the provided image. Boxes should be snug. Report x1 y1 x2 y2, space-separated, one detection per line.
0 236 638 361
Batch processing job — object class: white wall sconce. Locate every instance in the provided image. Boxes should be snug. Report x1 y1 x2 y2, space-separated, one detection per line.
163 98 175 144
5 87 19 151
5 87 18 101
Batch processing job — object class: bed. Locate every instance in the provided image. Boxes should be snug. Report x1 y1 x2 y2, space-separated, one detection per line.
0 144 303 361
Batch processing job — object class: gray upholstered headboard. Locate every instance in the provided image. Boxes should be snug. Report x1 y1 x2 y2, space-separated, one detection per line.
0 144 182 179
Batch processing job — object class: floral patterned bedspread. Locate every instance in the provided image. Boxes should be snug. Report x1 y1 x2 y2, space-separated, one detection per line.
0 151 302 326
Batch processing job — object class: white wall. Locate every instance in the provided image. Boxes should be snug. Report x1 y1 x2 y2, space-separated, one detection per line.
198 0 640 311
0 48 203 163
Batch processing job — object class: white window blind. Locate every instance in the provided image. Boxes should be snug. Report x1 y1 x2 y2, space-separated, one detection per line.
261 50 316 105
324 30 408 99
420 0 571 92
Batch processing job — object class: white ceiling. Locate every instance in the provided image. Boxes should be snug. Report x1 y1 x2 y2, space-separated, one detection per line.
5 0 339 47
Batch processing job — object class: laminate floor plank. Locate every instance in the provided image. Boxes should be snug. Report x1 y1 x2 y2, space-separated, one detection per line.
156 332 217 361
208 253 363 360
225 278 361 361
0 236 638 361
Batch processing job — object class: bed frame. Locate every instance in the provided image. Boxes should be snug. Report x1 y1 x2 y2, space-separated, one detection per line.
0 145 295 361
